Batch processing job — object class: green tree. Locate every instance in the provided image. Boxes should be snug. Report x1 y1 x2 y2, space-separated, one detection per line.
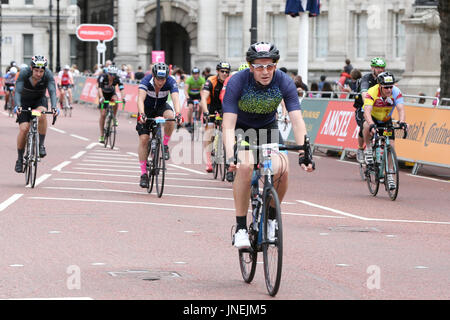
438 0 449 103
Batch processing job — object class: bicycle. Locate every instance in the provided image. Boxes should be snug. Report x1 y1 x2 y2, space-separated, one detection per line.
6 85 15 117
232 135 313 296
19 108 57 188
364 122 407 201
145 117 176 198
209 113 226 181
59 84 73 117
190 99 201 141
100 100 125 149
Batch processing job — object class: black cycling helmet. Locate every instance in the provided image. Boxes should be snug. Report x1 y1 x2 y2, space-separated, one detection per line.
377 71 395 86
246 42 280 63
152 62 170 79
216 61 231 71
192 67 200 74
30 55 48 69
10 61 17 67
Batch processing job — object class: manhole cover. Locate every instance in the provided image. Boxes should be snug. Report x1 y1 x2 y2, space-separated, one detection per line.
328 226 381 233
108 270 181 280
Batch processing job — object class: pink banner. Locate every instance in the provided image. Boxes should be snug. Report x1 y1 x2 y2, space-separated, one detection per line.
152 51 165 63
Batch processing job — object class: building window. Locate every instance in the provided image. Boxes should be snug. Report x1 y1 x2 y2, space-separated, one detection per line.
394 13 405 58
25 0 33 4
70 35 78 67
227 15 243 58
314 14 328 58
355 13 368 58
23 34 34 65
71 0 77 4
1 0 10 4
271 15 287 58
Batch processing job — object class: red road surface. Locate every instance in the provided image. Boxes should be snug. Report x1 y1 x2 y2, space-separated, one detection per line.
0 103 449 300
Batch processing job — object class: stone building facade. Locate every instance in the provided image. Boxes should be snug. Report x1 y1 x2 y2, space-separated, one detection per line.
1 0 441 95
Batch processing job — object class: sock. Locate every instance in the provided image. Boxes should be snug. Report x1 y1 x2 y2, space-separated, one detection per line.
39 134 46 146
163 135 170 146
139 161 147 175
268 206 277 220
236 216 247 231
18 149 24 160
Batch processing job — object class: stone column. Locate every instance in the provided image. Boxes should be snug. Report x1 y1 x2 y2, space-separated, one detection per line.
115 0 140 69
400 5 441 96
196 0 219 70
326 0 347 62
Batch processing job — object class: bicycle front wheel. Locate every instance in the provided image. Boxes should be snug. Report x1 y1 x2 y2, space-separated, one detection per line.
109 118 117 149
155 140 166 198
30 135 39 188
104 114 111 148
385 146 399 201
262 187 283 297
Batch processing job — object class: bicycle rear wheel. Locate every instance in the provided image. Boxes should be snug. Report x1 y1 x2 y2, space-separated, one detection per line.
147 140 155 194
155 140 166 197
262 187 283 297
366 163 379 196
238 231 258 283
359 163 366 181
385 146 399 201
212 137 219 179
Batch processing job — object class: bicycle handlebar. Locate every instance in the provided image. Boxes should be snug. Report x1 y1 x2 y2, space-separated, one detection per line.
373 125 408 140
20 107 58 125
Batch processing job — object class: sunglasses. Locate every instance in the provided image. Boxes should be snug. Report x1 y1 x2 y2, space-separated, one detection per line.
382 85 393 89
252 63 277 71
219 70 230 74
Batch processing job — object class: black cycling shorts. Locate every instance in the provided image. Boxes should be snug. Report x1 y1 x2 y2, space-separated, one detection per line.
136 103 174 136
97 92 117 109
17 96 48 124
355 108 364 138
373 117 395 140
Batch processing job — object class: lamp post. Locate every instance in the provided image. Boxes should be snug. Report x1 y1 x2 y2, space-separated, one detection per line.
49 0 53 71
56 0 60 72
155 0 161 50
250 0 257 45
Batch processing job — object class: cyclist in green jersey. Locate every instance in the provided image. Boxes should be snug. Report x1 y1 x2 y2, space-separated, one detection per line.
184 67 206 131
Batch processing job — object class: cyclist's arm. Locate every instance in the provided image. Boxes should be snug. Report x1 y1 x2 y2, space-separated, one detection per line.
137 88 147 115
46 70 58 109
97 77 104 101
14 71 26 107
396 103 406 123
184 83 190 99
200 89 210 114
289 110 307 147
222 112 237 165
170 91 181 115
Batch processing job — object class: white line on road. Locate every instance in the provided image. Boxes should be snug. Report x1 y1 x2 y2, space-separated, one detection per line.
168 164 207 175
70 134 89 141
82 159 138 164
72 167 189 175
53 176 224 184
71 151 87 159
26 174 51 188
52 161 71 171
0 194 23 212
77 163 139 169
406 174 450 183
297 200 450 225
126 152 138 157
88 153 132 158
86 142 100 149
48 127 66 134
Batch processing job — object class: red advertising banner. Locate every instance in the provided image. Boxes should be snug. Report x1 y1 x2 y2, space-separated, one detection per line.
0 78 5 96
314 100 360 149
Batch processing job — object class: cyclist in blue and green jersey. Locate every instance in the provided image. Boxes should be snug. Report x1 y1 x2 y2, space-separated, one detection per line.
184 67 206 131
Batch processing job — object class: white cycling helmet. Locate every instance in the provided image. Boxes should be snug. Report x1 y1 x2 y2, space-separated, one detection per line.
9 67 18 74
63 65 70 70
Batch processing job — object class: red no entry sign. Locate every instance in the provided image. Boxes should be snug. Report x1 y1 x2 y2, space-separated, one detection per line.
76 24 116 42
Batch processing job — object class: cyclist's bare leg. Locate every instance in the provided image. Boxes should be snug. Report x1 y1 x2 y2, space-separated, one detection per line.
138 134 150 163
59 88 66 108
17 122 31 150
187 102 193 125
5 91 10 108
203 122 213 163
37 106 48 136
99 108 107 136
162 109 175 136
68 88 73 105
233 150 255 217
362 122 374 147
270 153 289 203
111 96 118 117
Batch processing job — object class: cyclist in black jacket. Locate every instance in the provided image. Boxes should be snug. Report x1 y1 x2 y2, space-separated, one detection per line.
14 55 58 173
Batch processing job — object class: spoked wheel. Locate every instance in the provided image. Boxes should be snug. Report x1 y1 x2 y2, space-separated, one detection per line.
220 143 227 181
238 228 258 284
155 140 166 198
359 163 366 181
104 115 111 148
366 163 380 196
212 146 218 180
147 141 156 194
30 136 39 188
385 146 399 201
262 187 283 297
109 119 117 149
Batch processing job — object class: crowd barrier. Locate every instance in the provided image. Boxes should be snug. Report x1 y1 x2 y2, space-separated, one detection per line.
3 75 449 175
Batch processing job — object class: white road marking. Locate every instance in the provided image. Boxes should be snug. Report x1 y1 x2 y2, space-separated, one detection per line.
72 167 189 175
297 200 450 225
2 297 94 300
49 127 66 134
337 160 359 166
0 194 23 212
82 159 139 164
88 153 132 158
70 134 89 141
53 177 224 184
168 164 207 175
71 151 87 159
86 142 100 149
9 264 24 267
52 161 71 171
26 174 52 188
406 174 450 183
77 163 139 169
127 152 138 157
